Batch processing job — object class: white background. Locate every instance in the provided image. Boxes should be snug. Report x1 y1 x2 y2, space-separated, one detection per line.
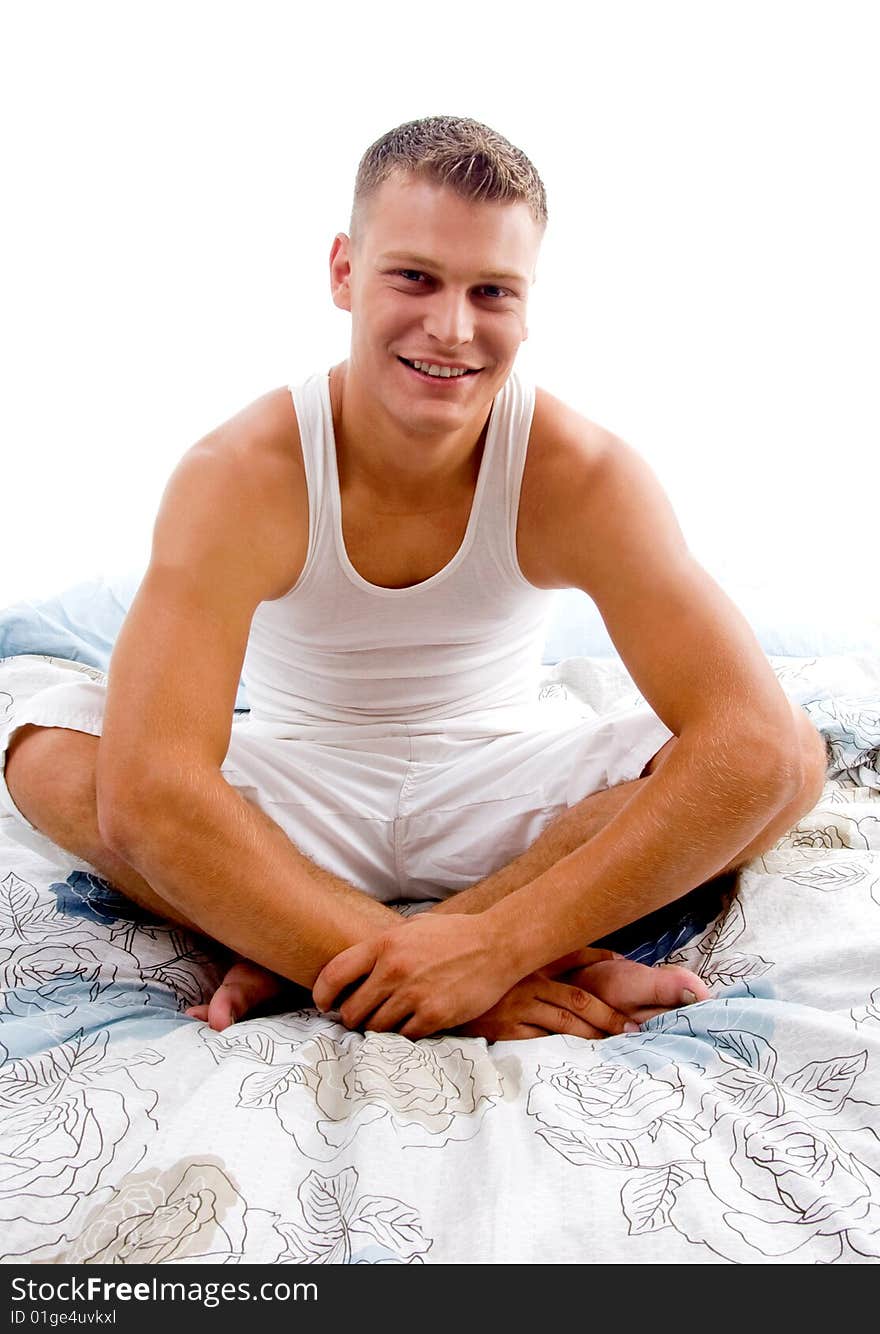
3 1 878 619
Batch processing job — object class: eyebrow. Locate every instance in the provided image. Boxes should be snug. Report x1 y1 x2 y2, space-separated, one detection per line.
378 252 529 286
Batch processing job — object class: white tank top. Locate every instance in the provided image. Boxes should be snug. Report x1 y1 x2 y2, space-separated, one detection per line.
241 369 555 735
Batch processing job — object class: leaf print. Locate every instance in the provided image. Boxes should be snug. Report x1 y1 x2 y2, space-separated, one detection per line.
98 1048 164 1075
238 1065 306 1110
55 1029 108 1084
713 1067 783 1117
0 873 38 939
621 1164 689 1235
146 961 204 1009
0 1030 108 1104
640 1010 698 1038
300 1167 358 1230
277 1170 354 1264
702 952 773 987
536 1124 641 1169
696 896 745 957
783 861 868 891
349 1196 431 1260
711 1029 777 1075
275 1171 432 1265
200 1028 277 1064
783 1052 868 1111
275 1221 327 1265
0 873 65 942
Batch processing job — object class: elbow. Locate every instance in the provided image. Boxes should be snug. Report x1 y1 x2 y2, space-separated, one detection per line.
785 700 829 811
96 768 172 862
751 702 827 811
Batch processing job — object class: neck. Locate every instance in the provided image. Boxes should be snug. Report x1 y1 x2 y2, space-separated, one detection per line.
329 360 492 505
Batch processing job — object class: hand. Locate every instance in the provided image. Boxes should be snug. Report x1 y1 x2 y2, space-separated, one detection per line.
457 947 636 1042
312 913 520 1039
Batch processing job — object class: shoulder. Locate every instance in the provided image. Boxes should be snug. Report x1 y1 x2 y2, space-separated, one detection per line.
518 386 648 588
155 385 308 602
197 385 304 493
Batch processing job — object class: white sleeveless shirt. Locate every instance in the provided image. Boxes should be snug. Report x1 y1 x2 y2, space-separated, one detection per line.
241 370 555 735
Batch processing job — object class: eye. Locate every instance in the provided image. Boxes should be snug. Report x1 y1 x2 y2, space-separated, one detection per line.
397 270 427 284
477 285 512 300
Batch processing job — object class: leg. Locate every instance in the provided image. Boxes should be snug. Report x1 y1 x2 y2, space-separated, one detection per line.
5 725 301 1028
6 725 201 928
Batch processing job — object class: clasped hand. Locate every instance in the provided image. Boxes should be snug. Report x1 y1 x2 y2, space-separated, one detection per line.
312 913 708 1041
312 913 517 1040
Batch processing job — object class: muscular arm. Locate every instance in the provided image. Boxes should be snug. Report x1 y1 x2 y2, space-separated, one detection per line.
97 391 401 988
486 409 804 972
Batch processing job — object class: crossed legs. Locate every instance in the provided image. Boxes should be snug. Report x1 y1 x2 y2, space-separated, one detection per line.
4 701 827 1029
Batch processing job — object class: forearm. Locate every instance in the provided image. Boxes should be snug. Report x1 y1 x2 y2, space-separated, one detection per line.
427 779 637 920
481 723 800 978
101 773 400 987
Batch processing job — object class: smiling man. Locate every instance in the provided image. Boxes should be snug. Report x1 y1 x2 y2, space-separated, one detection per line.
2 116 826 1040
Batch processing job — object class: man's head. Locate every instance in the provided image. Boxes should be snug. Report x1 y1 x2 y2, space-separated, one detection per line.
331 116 547 440
349 115 547 241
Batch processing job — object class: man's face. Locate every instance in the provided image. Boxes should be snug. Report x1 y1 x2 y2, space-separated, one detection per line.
330 172 542 436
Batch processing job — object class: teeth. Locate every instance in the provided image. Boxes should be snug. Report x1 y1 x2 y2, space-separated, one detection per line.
411 359 470 378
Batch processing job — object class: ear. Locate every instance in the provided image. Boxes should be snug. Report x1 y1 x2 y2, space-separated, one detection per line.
330 233 353 312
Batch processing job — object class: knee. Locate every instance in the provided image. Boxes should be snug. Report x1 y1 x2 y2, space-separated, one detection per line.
5 724 98 827
789 701 828 816
5 724 52 809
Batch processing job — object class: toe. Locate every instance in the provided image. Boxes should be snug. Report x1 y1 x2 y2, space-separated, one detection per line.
653 963 711 1007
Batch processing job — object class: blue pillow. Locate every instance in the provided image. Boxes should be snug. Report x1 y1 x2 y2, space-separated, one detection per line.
543 586 879 662
0 572 253 709
2 573 876 708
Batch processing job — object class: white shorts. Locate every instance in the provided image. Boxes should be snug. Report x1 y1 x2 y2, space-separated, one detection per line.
0 656 673 906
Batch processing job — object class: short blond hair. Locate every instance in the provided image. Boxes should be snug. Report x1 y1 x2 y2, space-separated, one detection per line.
351 115 547 233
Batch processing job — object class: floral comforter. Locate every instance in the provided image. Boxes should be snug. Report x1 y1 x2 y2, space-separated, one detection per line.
1 654 878 1264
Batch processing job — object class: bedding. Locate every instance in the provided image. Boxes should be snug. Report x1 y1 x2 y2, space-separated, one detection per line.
0 651 878 1264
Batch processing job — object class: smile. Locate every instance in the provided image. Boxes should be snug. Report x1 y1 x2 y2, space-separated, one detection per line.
398 357 481 381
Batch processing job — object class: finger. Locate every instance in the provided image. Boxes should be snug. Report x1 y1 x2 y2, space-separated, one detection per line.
313 941 377 1011
529 998 606 1041
540 979 631 1036
185 1005 209 1022
360 997 414 1035
459 1021 547 1040
339 977 398 1031
399 1011 444 1040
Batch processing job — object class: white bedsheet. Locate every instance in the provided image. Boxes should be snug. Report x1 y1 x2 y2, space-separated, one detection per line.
1 654 878 1264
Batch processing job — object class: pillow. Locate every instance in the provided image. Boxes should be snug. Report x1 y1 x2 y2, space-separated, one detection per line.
3 572 876 710
0 572 254 708
542 584 880 663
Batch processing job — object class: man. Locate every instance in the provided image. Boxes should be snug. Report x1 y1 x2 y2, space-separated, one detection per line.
2 116 826 1041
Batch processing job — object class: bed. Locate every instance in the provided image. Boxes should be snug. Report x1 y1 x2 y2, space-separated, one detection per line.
1 579 879 1265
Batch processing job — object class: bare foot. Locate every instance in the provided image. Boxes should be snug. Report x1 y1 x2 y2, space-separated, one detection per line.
563 956 710 1024
185 956 290 1031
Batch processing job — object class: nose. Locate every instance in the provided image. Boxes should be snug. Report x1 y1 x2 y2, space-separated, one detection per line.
422 289 475 349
